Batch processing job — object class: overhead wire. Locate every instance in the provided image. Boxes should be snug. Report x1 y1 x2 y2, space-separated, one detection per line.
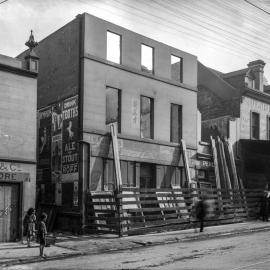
243 0 270 15
152 0 270 56
0 0 8 4
111 0 270 62
110 0 261 58
70 0 270 74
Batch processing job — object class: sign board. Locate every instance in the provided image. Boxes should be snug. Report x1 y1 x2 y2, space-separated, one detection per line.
0 162 24 172
0 172 30 182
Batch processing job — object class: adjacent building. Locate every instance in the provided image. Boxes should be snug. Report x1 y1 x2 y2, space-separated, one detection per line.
0 35 38 241
19 13 198 232
198 60 270 189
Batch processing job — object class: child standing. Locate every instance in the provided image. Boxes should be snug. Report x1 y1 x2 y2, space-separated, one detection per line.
37 213 48 258
23 208 36 247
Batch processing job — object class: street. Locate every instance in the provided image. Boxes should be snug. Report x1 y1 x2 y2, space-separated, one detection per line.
4 229 270 270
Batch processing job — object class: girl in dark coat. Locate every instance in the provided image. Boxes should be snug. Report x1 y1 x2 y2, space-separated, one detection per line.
195 198 208 232
37 213 48 258
261 191 270 221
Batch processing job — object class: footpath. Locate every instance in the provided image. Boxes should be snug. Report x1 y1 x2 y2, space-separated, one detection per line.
1 220 270 268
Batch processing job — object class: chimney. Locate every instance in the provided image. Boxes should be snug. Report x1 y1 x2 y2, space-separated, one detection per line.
247 60 265 91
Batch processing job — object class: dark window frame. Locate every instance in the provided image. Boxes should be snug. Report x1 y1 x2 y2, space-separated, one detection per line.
141 43 154 75
170 54 183 83
140 95 154 139
251 111 260 139
106 30 122 64
170 103 183 143
105 86 122 133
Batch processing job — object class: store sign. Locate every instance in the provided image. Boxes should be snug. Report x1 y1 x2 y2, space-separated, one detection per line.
0 172 30 182
195 160 214 169
0 162 23 172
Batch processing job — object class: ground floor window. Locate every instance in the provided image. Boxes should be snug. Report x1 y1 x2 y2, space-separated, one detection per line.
90 157 136 191
156 165 184 188
89 157 185 191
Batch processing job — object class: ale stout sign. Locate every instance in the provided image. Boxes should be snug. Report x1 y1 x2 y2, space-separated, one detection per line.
62 96 79 182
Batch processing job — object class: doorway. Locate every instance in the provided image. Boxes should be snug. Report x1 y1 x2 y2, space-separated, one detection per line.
0 183 20 242
140 163 156 189
139 163 159 221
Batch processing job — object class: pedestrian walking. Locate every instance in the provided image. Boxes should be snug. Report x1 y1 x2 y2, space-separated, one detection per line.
195 196 208 232
22 208 36 247
260 188 270 222
37 212 48 258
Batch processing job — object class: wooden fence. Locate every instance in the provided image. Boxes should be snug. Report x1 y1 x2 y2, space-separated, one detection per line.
85 188 264 236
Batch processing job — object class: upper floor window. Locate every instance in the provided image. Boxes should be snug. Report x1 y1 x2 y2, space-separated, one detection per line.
140 96 154 139
251 112 260 139
171 55 183 82
141 44 154 74
170 104 182 143
107 31 121 64
106 87 121 133
251 79 255 89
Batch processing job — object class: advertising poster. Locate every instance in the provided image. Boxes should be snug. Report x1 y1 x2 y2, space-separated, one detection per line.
38 107 52 182
51 102 63 182
62 96 79 182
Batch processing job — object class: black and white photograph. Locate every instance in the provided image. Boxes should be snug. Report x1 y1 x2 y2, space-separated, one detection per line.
1 0 270 269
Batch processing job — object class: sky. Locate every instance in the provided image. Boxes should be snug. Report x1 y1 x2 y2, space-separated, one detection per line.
1 0 270 82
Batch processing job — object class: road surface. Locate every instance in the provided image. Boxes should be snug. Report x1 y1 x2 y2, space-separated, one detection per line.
4 230 270 269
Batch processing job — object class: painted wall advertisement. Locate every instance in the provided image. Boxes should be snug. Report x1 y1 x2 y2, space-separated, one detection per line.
37 107 52 182
37 95 78 183
62 96 79 182
51 102 63 183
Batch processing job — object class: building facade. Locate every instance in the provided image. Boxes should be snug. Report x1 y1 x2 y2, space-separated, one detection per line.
198 60 270 189
0 52 38 241
18 13 198 232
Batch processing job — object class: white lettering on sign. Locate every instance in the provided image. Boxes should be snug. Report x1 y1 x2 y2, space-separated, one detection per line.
62 107 78 120
62 163 78 174
62 153 78 163
201 161 214 167
63 98 77 109
243 97 270 113
39 108 52 120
